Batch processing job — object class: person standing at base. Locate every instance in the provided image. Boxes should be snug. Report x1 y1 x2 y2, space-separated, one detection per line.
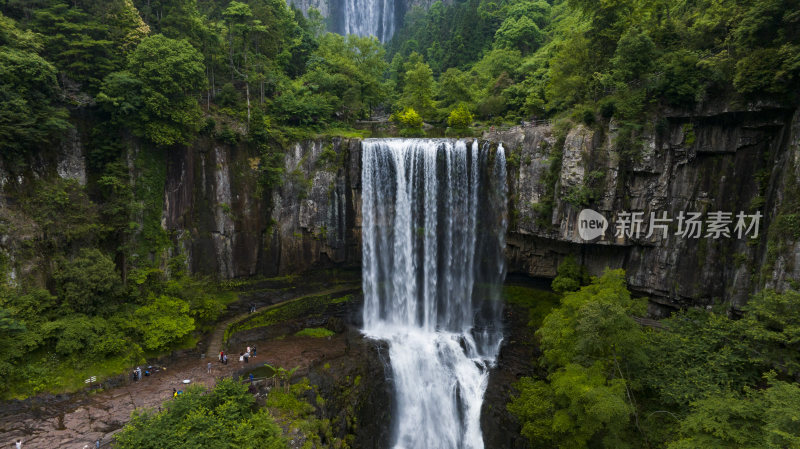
16 439 22 449
207 362 212 374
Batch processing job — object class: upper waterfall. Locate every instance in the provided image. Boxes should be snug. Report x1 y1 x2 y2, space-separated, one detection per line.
343 0 396 41
361 138 507 449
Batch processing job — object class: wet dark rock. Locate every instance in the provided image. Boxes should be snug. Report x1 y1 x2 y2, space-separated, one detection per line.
481 299 540 449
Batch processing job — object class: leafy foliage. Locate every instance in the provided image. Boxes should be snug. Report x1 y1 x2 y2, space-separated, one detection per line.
511 270 800 448
0 13 68 167
388 0 800 125
115 378 287 449
392 107 424 136
53 249 124 315
510 270 646 448
447 104 474 129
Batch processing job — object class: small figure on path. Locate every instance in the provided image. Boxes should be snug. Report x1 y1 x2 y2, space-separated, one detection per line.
207 362 212 374
16 439 22 449
219 351 224 362
246 346 251 354
252 346 256 357
173 388 177 398
223 354 228 364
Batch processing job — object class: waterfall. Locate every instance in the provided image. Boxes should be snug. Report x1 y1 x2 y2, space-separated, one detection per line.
343 0 395 42
361 138 507 449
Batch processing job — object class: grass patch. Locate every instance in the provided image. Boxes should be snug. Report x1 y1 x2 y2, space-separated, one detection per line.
315 127 371 139
224 291 355 343
295 327 335 338
2 352 144 400
504 285 560 328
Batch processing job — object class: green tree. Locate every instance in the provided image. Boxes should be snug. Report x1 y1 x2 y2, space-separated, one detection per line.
551 256 586 294
494 15 543 54
437 67 472 109
642 309 762 407
53 249 123 316
115 378 287 448
610 28 655 82
0 13 69 166
299 33 389 122
399 54 436 119
741 289 800 376
0 307 25 377
447 104 474 129
132 295 195 351
510 270 647 448
123 34 206 145
669 377 800 449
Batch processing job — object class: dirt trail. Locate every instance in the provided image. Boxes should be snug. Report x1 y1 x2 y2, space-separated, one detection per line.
0 284 356 449
0 333 348 449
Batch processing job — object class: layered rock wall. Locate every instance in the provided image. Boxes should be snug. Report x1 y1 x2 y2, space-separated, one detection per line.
492 107 800 309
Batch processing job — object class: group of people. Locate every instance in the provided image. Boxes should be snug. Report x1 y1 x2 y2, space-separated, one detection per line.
218 345 257 365
241 346 256 363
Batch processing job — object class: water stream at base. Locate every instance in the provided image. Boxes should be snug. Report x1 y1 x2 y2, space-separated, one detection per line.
361 138 507 449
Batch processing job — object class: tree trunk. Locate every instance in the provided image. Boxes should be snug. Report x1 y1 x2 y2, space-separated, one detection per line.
244 50 251 124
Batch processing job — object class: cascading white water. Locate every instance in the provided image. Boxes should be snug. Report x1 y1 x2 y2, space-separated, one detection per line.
361 138 507 449
343 0 395 42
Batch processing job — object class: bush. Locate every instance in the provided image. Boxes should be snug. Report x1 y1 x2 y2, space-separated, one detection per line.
216 82 240 107
393 107 424 136
447 104 474 129
53 249 123 316
115 378 287 449
551 256 586 294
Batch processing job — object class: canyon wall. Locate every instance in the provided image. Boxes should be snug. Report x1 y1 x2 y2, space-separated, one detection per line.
493 105 800 310
162 137 362 278
2 105 798 309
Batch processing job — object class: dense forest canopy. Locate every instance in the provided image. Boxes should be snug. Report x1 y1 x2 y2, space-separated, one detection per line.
387 0 800 126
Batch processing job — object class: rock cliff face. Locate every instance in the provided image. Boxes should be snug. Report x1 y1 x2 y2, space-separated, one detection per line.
492 106 800 309
163 137 362 278
5 106 797 307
